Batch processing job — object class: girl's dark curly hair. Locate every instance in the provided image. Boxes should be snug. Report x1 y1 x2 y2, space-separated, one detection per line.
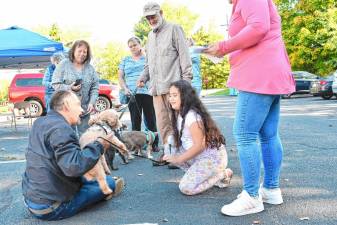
169 80 225 149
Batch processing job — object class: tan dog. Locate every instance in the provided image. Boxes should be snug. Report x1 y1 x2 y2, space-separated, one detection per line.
79 109 131 195
120 130 158 159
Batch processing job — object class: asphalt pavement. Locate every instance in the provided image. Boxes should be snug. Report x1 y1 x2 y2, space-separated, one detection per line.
0 95 336 225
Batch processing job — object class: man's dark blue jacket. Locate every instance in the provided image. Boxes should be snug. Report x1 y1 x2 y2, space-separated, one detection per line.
22 110 104 204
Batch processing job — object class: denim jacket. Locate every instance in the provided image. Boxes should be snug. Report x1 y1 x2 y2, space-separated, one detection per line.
22 110 104 204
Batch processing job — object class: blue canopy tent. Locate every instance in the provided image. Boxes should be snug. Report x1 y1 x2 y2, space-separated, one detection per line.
0 26 64 69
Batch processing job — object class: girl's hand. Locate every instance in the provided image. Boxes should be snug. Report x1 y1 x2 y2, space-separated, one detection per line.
163 155 184 165
203 43 224 58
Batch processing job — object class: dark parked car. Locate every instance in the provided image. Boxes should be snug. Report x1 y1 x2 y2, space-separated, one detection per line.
310 71 337 100
283 71 320 98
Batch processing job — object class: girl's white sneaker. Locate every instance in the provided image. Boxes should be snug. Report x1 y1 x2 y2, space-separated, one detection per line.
259 185 283 205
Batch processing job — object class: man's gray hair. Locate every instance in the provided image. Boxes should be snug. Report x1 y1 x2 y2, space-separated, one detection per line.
50 90 72 111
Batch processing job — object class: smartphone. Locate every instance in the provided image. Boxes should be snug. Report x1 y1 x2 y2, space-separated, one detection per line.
74 79 82 86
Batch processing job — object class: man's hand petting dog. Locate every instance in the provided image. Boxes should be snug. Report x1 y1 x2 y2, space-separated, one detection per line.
97 133 115 151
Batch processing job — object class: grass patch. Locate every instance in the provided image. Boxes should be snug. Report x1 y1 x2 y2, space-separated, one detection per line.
209 89 230 96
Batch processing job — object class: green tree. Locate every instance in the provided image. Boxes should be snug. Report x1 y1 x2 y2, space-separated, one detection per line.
193 27 230 89
275 0 337 76
93 42 127 82
0 79 10 102
49 23 61 42
33 24 91 47
134 17 152 44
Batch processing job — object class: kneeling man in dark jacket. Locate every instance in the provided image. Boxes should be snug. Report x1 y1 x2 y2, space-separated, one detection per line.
22 90 124 220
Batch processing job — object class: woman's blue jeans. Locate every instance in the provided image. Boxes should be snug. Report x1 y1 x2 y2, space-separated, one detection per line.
44 94 52 112
27 176 116 220
233 91 283 197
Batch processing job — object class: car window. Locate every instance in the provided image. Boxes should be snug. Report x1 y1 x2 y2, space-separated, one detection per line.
292 72 319 80
16 78 43 87
292 73 303 79
303 73 317 79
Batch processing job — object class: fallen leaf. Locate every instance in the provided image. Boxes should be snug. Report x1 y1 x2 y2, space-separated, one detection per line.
299 217 309 221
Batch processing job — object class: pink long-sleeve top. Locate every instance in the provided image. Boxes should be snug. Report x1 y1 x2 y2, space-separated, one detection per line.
218 0 295 94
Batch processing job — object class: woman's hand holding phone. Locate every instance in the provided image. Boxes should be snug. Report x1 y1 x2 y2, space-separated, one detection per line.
71 79 82 92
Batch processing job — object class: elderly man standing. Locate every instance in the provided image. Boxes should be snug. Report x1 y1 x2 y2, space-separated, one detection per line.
22 90 124 220
137 2 192 165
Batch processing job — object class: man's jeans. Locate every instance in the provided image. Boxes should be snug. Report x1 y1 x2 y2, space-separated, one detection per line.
233 91 283 197
25 176 116 220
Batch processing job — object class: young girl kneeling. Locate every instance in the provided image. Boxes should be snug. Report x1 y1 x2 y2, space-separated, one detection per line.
163 80 233 195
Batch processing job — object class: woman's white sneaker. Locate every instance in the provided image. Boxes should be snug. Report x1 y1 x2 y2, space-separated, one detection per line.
221 190 264 216
259 185 283 205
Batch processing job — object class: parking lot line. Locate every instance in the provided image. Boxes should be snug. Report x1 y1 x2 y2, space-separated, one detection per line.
0 159 26 164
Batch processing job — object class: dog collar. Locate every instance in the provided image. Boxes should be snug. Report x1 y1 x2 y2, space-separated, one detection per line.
146 131 156 144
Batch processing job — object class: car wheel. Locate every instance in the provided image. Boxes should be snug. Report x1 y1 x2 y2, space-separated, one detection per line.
28 100 43 117
95 96 111 112
321 91 333 100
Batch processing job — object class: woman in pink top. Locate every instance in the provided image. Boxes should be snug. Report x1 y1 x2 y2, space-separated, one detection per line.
204 0 295 216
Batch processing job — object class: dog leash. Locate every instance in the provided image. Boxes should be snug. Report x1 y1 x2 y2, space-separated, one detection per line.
98 136 165 164
128 89 142 117
130 153 168 165
80 110 91 118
